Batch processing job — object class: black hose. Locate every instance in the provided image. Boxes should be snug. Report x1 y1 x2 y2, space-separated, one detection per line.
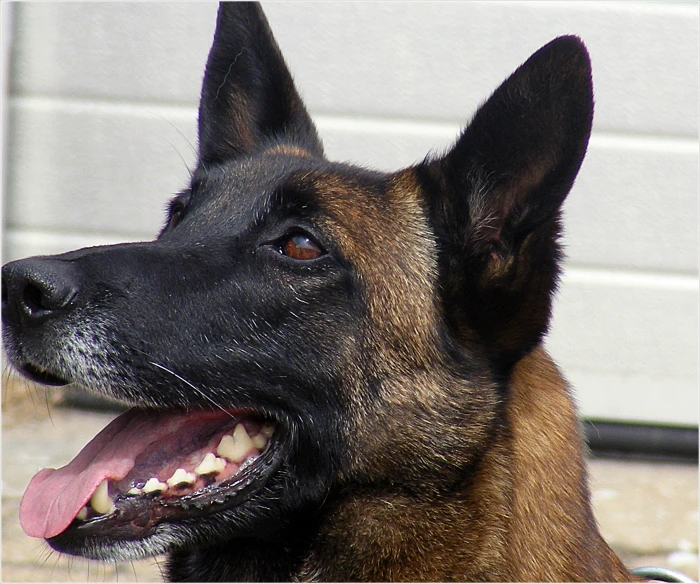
583 420 698 461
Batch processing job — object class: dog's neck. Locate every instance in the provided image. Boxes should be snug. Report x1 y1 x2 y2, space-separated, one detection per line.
293 347 633 582
503 347 633 581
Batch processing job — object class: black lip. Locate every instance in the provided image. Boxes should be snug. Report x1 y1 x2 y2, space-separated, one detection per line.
20 361 71 386
48 422 284 545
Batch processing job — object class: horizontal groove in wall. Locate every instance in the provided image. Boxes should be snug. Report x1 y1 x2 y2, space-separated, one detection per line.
9 94 197 119
4 227 154 245
560 266 699 290
9 95 699 151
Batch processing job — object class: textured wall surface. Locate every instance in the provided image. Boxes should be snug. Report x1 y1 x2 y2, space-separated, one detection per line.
4 1 698 425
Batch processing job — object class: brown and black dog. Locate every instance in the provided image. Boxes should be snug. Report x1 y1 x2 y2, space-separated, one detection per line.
2 3 640 581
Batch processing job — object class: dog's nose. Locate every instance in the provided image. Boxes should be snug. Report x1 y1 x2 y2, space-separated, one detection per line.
2 258 79 323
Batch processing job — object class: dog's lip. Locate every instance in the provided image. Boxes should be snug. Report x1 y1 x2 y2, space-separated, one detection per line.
18 361 70 386
20 405 284 541
51 425 283 542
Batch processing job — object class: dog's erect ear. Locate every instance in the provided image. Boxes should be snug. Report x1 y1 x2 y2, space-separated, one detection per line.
197 2 323 165
417 36 593 368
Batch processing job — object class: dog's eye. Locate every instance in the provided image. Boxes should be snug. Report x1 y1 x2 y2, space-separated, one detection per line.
280 233 324 260
168 204 186 230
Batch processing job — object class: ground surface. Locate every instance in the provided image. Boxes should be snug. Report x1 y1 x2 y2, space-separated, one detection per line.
3 378 697 582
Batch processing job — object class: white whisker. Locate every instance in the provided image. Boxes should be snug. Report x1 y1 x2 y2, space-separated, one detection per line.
149 361 235 418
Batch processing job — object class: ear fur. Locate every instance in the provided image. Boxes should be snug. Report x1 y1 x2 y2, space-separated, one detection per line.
416 36 594 369
197 2 323 165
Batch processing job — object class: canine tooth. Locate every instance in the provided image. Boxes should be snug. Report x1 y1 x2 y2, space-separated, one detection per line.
90 480 114 515
252 433 268 450
217 424 254 463
166 468 196 488
260 423 275 438
76 506 88 521
142 477 168 494
194 452 226 475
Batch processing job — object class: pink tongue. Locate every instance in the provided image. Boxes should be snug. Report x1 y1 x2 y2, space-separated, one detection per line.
19 408 196 539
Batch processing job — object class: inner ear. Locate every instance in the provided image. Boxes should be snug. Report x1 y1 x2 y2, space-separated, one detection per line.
197 3 324 166
445 36 592 257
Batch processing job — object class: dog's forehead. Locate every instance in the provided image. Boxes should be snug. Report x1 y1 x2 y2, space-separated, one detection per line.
193 151 312 204
189 149 398 231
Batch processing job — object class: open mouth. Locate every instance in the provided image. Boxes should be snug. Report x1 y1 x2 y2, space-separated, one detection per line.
19 406 279 542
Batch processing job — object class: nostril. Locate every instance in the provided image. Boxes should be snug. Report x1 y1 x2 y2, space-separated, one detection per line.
21 280 77 317
22 283 47 315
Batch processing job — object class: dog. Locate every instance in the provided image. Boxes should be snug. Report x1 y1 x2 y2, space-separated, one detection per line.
2 3 640 581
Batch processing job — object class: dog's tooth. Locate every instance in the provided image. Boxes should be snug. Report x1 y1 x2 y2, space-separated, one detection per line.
142 477 168 494
234 423 255 449
90 479 114 515
194 452 226 475
126 486 142 496
166 468 196 488
76 506 88 521
252 433 268 450
217 424 254 463
260 423 276 438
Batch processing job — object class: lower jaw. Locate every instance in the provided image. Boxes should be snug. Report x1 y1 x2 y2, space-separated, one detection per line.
48 522 176 562
47 446 283 561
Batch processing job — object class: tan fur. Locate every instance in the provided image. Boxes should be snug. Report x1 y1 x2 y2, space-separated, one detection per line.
298 348 637 582
505 347 635 581
265 144 315 158
314 170 441 370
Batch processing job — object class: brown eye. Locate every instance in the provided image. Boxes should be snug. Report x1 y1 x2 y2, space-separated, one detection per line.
281 233 323 260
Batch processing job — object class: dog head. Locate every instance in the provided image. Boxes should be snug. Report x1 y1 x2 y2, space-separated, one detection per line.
2 3 592 565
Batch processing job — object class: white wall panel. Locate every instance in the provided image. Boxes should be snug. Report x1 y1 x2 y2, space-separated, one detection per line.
5 97 197 241
565 135 698 274
10 3 217 104
11 3 697 136
547 269 699 425
265 2 699 136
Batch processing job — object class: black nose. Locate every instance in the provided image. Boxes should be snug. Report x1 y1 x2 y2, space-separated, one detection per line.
2 258 80 324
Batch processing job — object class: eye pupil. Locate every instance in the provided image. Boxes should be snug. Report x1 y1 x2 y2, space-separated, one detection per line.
282 234 323 260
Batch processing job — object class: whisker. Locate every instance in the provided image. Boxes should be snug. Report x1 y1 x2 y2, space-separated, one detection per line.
153 555 166 581
38 542 54 567
149 361 235 419
49 549 61 581
44 384 54 425
150 112 197 175
26 379 41 414
2 364 12 403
